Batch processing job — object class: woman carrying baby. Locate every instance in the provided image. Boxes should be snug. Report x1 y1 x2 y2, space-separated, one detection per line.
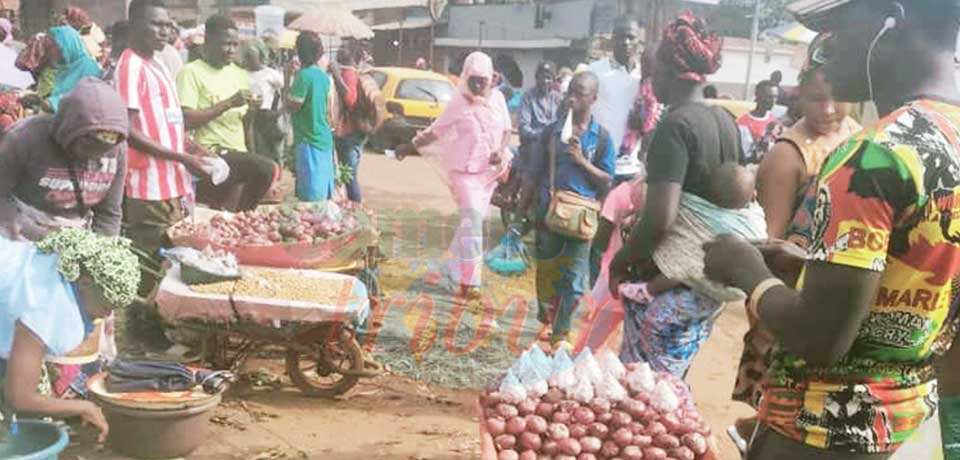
608 12 767 378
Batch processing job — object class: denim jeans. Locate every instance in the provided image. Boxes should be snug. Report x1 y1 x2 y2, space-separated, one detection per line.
336 132 368 203
535 221 592 340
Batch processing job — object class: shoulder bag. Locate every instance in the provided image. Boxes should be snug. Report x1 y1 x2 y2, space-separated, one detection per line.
543 127 607 240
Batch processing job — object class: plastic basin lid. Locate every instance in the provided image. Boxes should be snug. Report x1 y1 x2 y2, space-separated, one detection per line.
86 372 219 411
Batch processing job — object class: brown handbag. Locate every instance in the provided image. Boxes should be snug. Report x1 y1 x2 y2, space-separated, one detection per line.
543 127 605 240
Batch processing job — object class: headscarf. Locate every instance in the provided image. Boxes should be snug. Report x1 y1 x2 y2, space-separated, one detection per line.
457 51 496 103
0 18 11 45
658 11 722 83
799 32 830 85
47 25 102 111
63 7 93 33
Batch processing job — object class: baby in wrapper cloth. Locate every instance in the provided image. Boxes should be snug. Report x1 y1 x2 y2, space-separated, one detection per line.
620 163 768 305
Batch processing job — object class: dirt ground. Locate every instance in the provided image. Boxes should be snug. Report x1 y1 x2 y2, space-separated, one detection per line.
67 153 752 460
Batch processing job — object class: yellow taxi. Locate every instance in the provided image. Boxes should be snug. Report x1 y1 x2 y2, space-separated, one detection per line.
368 67 455 149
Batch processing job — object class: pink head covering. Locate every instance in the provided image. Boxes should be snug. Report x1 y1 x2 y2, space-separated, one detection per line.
458 51 496 103
0 18 12 45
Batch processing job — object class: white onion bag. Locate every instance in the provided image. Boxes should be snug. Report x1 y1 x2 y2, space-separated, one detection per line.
650 379 681 413
499 371 527 404
573 348 604 386
597 349 626 380
625 362 656 394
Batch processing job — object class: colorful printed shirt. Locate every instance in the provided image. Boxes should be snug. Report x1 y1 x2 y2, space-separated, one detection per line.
760 100 960 453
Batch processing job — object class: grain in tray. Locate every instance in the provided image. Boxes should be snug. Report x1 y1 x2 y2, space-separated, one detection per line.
190 268 349 305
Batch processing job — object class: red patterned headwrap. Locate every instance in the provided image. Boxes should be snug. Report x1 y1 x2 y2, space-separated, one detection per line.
658 12 723 83
62 7 92 33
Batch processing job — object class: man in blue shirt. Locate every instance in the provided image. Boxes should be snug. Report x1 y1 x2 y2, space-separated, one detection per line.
521 71 616 347
517 62 562 173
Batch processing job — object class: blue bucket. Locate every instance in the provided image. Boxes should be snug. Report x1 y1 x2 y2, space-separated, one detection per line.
0 420 69 460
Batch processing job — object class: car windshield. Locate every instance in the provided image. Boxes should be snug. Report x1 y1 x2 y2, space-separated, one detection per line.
396 79 453 103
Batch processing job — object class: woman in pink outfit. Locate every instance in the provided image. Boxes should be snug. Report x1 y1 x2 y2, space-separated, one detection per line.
397 51 513 298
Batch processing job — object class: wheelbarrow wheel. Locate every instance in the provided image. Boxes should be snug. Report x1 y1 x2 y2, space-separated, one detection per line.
285 327 363 397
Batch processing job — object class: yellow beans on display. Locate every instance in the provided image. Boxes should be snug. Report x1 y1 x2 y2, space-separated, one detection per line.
189 268 346 305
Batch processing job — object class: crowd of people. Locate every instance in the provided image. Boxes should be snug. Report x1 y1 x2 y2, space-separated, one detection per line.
1 0 960 458
0 0 383 441
401 0 960 458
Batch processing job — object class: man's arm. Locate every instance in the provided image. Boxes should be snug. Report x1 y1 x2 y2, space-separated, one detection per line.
182 96 243 129
176 66 245 129
90 148 125 236
286 69 307 113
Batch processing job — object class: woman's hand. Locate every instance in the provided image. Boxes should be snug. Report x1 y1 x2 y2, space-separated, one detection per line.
703 234 773 291
754 238 807 285
80 400 109 443
608 249 632 299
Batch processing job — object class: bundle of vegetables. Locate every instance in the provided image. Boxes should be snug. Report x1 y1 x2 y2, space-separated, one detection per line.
480 348 712 460
171 203 361 248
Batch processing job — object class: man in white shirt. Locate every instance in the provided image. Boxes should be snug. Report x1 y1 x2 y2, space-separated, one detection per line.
589 18 642 185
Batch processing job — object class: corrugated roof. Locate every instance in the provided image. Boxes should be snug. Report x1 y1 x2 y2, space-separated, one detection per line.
271 0 428 13
371 17 433 30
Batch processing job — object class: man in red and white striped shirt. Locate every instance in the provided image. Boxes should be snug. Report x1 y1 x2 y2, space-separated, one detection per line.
117 0 213 304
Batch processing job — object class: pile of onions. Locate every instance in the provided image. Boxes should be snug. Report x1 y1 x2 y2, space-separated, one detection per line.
481 361 711 460
171 206 360 248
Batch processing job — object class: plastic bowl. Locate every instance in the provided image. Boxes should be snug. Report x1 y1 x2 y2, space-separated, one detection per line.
0 419 69 460
98 394 220 459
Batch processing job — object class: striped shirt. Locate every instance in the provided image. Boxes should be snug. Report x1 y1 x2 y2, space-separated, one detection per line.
115 48 192 200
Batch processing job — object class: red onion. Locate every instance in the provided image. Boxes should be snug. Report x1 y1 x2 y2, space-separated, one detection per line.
601 440 620 457
483 391 504 407
559 400 580 412
596 412 613 424
568 423 588 439
587 422 609 439
544 388 564 404
541 440 559 455
577 454 597 460
518 451 537 460
642 446 667 460
548 423 570 440
611 428 633 447
641 410 660 424
518 432 542 451
628 422 645 435
506 416 527 435
535 402 555 418
669 446 696 460
621 445 644 460
526 415 548 434
661 413 682 432
681 433 708 455
633 434 653 447
494 434 516 450
486 418 506 436
557 438 582 456
552 411 572 424
579 436 602 454
517 399 538 416
497 403 519 419
610 410 632 428
653 433 681 449
590 398 611 414
573 407 596 425
498 450 519 460
645 421 667 436
620 398 647 419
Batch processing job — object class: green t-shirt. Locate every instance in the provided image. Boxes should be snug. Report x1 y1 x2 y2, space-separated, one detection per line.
289 65 333 150
176 60 249 152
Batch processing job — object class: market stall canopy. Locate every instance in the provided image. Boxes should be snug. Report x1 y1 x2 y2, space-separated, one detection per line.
288 8 374 39
763 21 817 44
